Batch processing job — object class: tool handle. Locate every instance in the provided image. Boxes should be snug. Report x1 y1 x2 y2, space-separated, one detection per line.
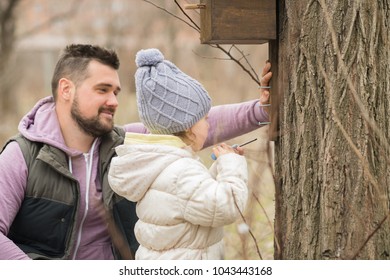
210 138 257 160
211 144 239 160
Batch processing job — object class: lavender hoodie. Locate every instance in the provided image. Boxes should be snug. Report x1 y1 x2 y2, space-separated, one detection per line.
0 96 268 260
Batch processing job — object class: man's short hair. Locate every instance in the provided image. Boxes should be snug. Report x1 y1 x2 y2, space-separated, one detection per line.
51 44 120 100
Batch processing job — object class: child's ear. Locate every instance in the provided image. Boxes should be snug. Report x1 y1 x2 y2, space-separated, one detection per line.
186 129 195 141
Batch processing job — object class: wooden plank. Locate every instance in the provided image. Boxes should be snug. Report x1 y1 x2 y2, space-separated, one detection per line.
268 0 280 142
268 39 279 141
200 0 276 44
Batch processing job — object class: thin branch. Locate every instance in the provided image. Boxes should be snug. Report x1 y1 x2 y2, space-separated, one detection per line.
212 44 261 84
143 0 261 85
174 0 200 31
232 45 259 81
350 213 389 260
252 192 274 234
232 190 263 260
142 0 199 32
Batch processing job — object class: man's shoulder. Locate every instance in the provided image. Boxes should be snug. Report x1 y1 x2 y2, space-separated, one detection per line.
113 126 125 136
1 134 42 167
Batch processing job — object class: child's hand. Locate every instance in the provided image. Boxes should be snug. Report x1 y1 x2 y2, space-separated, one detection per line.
212 143 242 159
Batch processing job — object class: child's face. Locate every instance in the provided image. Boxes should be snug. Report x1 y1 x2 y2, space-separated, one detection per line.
189 116 209 151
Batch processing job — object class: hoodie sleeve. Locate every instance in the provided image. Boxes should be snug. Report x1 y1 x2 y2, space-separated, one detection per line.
204 100 268 148
122 122 149 134
177 153 248 228
0 141 31 260
122 100 268 148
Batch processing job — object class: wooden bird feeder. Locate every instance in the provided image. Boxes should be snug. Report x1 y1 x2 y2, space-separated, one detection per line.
187 0 276 44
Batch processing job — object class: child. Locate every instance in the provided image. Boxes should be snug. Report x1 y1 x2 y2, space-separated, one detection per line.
108 48 248 260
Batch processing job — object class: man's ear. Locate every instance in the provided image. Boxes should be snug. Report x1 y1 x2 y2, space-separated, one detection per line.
58 78 74 101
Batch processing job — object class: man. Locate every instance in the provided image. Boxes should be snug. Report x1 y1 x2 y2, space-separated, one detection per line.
0 44 272 260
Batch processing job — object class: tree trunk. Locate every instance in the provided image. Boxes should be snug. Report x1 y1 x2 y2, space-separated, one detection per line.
274 0 390 259
0 0 20 113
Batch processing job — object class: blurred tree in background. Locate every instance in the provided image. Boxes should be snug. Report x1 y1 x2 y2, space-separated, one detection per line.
0 0 20 129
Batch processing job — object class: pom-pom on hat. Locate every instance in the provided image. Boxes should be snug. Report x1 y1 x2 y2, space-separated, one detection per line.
134 48 211 134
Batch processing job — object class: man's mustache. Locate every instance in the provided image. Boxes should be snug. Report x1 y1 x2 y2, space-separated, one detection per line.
99 106 116 115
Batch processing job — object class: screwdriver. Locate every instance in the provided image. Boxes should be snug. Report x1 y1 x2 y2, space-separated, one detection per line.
211 138 258 160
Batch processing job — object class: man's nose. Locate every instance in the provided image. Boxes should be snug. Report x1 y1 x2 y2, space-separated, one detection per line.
107 92 119 107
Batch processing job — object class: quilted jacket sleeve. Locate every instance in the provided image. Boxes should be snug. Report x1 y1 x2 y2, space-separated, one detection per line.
176 153 248 228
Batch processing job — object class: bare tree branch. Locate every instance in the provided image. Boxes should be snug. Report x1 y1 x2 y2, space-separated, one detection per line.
252 192 274 234
232 190 263 260
143 0 262 86
142 0 199 32
174 0 200 31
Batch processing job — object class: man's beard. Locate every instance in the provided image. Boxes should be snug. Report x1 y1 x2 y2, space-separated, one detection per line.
71 98 115 137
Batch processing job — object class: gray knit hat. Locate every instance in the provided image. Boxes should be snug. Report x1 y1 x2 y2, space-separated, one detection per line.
134 48 211 134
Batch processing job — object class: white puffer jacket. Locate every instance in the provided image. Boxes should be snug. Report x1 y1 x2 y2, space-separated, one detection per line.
108 133 248 260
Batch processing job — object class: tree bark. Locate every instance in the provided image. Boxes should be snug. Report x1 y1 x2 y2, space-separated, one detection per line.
274 0 390 259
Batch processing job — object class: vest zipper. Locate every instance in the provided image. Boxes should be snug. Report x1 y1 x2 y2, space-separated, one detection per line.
70 139 97 259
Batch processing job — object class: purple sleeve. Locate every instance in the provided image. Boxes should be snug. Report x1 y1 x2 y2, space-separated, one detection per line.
121 100 269 148
204 100 269 148
0 141 31 260
122 122 149 134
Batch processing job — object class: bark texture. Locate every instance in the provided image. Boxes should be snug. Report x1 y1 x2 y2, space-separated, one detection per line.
274 0 390 259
